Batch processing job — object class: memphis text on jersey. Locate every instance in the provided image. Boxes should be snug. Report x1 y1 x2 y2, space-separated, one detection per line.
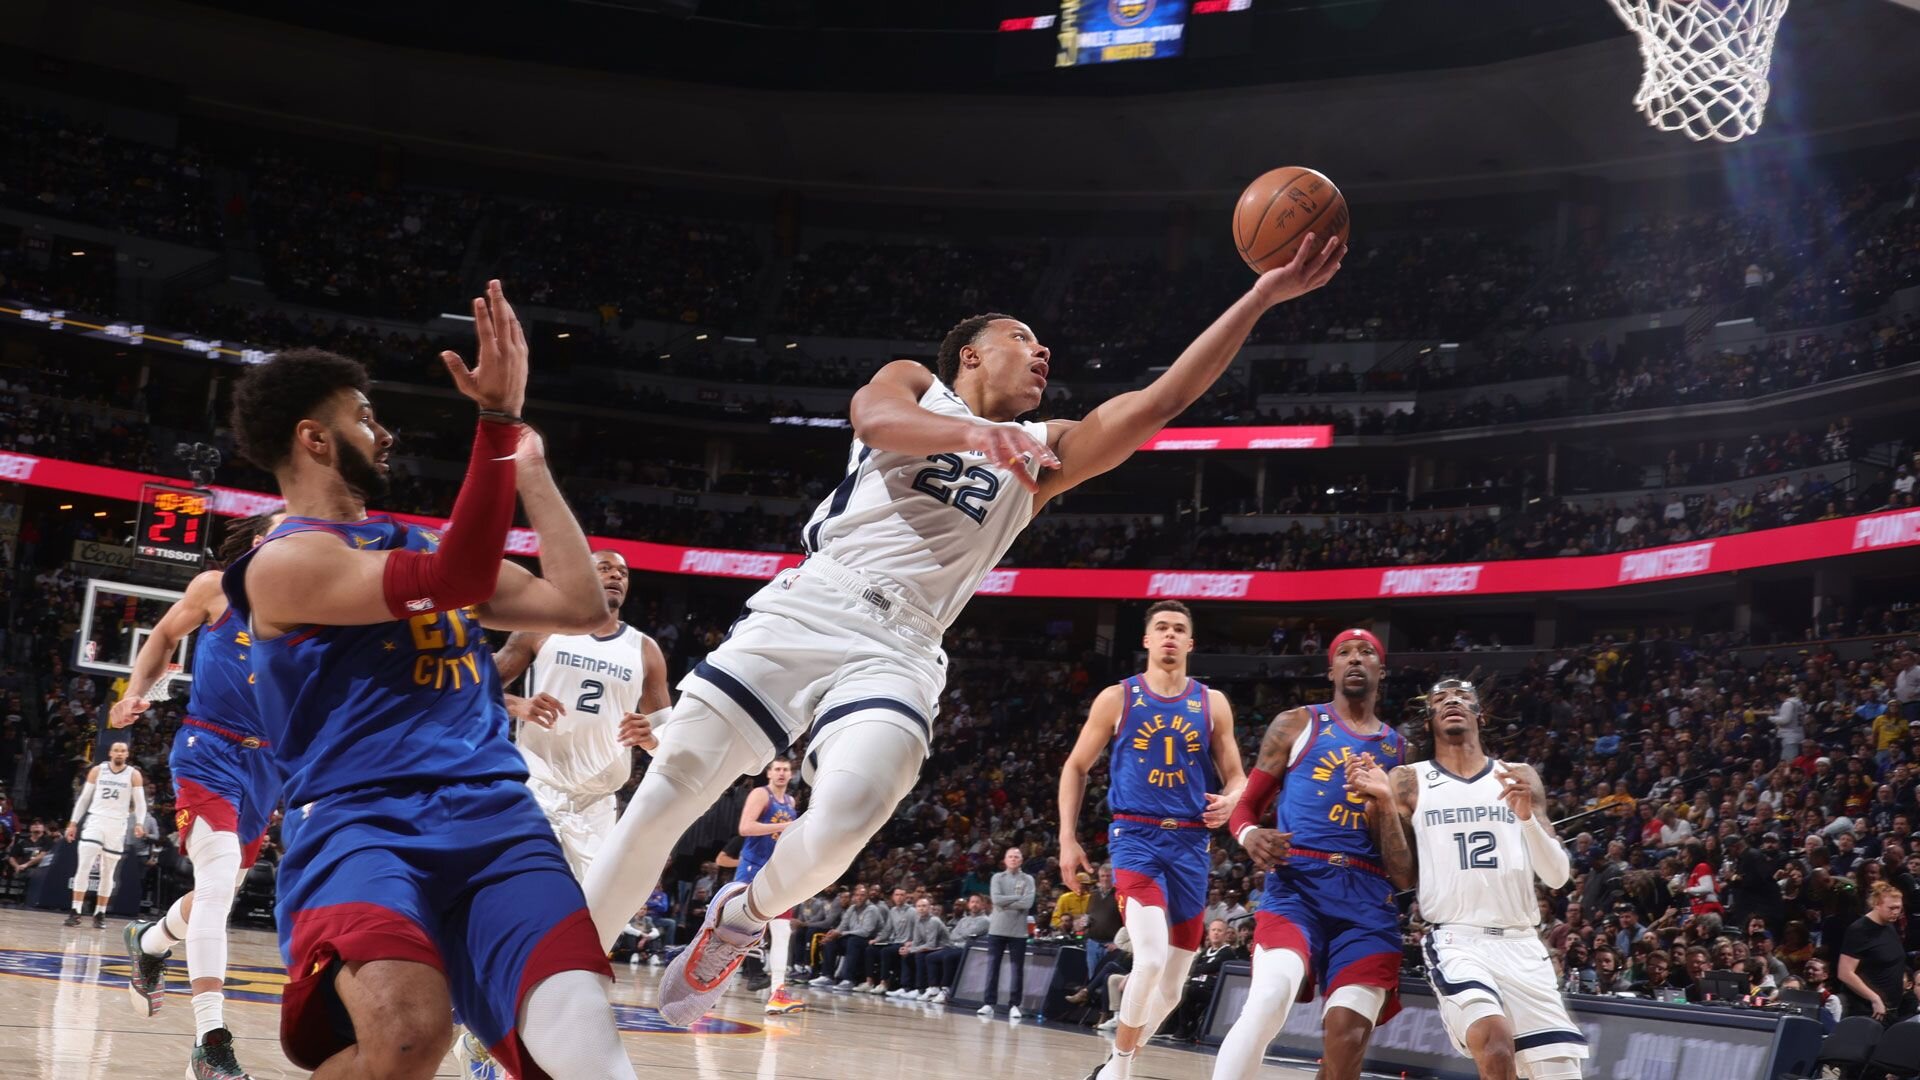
544 649 634 684
1423 804 1520 827
1130 710 1205 789
406 608 485 691
1310 745 1374 831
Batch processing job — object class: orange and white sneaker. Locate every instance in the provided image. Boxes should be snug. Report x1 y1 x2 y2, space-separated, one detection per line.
764 987 806 1015
658 881 759 1028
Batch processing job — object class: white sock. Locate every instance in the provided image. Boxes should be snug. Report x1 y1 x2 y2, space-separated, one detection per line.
142 898 190 956
719 890 767 938
192 991 224 1041
768 919 793 990
1097 1047 1137 1080
71 898 85 913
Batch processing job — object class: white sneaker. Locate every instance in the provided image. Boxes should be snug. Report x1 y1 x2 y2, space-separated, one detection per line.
866 983 888 995
809 975 833 987
454 1029 506 1080
1096 1016 1120 1032
918 988 937 1000
887 988 909 999
656 881 761 1028
977 1004 995 1018
854 981 874 993
1008 1006 1024 1021
835 980 853 989
933 989 949 1004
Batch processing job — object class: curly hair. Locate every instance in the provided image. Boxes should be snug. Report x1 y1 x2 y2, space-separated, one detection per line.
935 313 1014 386
214 512 281 567
230 348 370 471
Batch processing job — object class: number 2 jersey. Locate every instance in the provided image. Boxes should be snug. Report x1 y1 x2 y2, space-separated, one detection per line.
1409 757 1537 930
519 624 649 798
224 515 523 806
796 377 1048 631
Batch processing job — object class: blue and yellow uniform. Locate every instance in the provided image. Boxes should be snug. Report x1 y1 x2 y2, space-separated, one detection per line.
1256 702 1406 1023
1106 675 1217 950
173 603 282 866
226 515 608 1079
735 789 795 886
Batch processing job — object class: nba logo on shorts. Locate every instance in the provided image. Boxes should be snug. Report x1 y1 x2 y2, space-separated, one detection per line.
1109 0 1153 26
83 640 99 663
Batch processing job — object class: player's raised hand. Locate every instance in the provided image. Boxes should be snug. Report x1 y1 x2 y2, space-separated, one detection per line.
108 695 149 730
965 422 1060 494
509 692 565 728
1242 828 1292 871
1495 764 1534 821
1344 754 1392 805
440 279 529 417
1058 835 1097 889
619 710 660 752
1202 792 1237 829
1249 232 1346 308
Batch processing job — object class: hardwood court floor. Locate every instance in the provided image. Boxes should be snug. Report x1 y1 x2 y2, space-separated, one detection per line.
0 907 1321 1079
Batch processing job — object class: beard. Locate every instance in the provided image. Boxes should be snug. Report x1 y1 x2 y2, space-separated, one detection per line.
1340 673 1372 700
335 436 390 499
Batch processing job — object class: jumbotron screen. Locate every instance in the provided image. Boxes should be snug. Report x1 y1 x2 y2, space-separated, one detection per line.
1056 0 1188 66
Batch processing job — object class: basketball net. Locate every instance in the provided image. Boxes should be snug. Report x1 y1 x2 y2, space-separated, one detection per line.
1606 0 1789 143
142 663 184 704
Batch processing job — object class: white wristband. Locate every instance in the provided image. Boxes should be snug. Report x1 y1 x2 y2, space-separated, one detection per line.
1236 824 1260 847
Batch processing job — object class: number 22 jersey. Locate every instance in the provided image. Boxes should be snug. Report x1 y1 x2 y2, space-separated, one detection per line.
225 515 523 806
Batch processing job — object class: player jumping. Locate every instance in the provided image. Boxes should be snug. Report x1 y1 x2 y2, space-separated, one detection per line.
582 236 1345 1027
64 741 146 930
1059 600 1245 1080
1217 630 1406 1080
225 281 636 1080
1349 680 1587 1080
112 512 283 1080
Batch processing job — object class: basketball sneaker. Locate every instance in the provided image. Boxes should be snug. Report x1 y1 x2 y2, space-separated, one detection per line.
123 920 168 1016
187 1027 253 1079
63 912 82 927
93 911 107 930
764 987 806 1015
657 881 759 1028
454 1029 505 1080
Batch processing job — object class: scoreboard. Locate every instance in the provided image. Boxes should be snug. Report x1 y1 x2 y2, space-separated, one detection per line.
135 483 214 571
1056 0 1189 66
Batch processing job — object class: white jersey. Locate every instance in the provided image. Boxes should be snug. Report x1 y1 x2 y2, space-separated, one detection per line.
87 763 137 827
1410 758 1539 930
519 624 650 799
798 379 1048 630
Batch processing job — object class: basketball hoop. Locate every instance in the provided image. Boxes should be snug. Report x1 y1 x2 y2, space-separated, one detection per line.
1606 0 1790 143
143 663 184 704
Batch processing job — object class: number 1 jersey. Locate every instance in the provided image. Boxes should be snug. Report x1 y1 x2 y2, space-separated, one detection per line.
520 623 649 798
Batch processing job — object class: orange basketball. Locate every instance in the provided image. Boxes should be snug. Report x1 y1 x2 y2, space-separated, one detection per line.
1232 167 1350 274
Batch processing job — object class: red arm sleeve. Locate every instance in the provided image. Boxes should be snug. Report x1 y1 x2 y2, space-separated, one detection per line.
382 418 521 618
1230 767 1281 838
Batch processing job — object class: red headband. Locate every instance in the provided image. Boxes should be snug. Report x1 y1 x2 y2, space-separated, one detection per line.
1328 628 1385 665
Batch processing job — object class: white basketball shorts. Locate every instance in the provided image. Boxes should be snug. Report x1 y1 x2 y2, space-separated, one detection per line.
1422 926 1589 1074
677 557 946 780
81 821 127 856
528 777 618 881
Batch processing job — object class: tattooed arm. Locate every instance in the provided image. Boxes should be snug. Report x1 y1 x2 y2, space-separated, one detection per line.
1348 758 1420 892
1229 707 1312 869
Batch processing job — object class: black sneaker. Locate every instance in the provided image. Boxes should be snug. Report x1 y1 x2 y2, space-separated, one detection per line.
93 911 106 930
123 920 169 1017
62 912 82 927
189 1027 253 1079
744 972 772 993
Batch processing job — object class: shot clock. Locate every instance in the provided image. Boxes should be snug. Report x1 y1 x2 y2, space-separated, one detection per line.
134 483 214 571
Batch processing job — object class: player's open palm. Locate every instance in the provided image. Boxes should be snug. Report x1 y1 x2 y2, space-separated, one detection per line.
1250 232 1346 308
108 696 148 730
1243 828 1292 871
1495 765 1533 821
440 279 528 416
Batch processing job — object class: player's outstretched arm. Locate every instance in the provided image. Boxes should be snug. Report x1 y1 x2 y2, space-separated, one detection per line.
110 570 221 728
1498 762 1570 888
474 427 605 634
1058 684 1122 885
1203 689 1248 828
1035 236 1343 503
849 360 1058 488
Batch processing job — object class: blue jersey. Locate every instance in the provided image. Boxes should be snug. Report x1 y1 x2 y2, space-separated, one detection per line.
1108 675 1217 822
184 606 266 738
1272 703 1406 858
738 788 796 872
224 515 523 805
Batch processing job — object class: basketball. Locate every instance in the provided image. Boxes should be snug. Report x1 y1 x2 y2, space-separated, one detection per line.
1232 167 1350 274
